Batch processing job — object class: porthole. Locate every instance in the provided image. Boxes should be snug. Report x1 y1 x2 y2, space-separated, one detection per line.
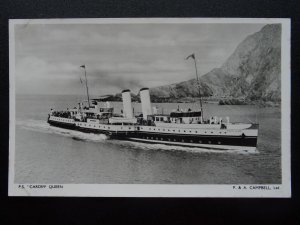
208 141 211 144
182 139 185 142
151 137 153 139
190 140 193 143
195 131 198 133
174 139 176 141
199 140 202 143
218 141 221 144
161 138 163 141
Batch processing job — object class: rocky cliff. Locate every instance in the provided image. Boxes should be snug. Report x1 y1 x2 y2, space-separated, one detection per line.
150 24 281 103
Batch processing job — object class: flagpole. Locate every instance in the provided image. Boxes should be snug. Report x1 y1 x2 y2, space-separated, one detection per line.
81 65 91 108
192 56 204 120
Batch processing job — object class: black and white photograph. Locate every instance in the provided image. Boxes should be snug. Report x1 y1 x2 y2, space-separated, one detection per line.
9 18 291 197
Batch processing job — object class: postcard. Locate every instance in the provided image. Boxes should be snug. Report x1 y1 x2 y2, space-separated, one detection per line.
9 18 291 197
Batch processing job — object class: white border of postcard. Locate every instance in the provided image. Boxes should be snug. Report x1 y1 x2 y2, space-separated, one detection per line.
9 18 291 197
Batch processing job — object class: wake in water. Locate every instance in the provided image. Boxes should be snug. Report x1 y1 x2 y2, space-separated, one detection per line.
16 119 258 155
16 119 108 142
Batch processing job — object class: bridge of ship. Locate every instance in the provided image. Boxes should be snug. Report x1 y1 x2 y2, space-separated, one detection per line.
150 110 202 125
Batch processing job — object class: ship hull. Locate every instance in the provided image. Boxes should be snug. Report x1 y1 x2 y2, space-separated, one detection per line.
47 119 76 130
125 132 257 151
126 137 256 151
47 116 258 151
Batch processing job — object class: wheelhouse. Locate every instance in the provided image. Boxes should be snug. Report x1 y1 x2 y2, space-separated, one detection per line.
169 110 202 124
153 115 169 122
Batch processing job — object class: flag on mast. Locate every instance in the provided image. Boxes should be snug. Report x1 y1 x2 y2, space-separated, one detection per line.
186 53 195 60
79 65 85 83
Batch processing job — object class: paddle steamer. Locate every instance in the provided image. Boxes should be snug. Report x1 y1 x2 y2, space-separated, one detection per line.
47 56 259 151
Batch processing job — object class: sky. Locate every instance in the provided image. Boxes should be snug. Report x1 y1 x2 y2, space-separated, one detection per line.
14 22 266 96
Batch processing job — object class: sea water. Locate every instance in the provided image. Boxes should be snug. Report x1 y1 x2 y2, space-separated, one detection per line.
14 95 281 184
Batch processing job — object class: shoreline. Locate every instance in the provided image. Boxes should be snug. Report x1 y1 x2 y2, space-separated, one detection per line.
15 94 281 108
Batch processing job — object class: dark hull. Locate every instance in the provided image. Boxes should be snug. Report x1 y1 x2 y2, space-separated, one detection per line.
48 120 258 150
48 119 133 137
128 131 257 148
48 120 76 130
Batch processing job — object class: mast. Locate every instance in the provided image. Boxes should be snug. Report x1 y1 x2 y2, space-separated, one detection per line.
80 65 91 108
186 53 204 121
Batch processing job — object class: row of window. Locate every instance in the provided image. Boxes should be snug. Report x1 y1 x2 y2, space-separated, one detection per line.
154 117 166 122
140 127 227 135
78 123 111 129
170 117 200 121
77 123 133 131
142 136 222 144
52 118 73 123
